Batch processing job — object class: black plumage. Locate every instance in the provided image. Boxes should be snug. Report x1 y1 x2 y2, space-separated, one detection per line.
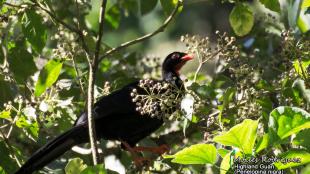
15 52 193 174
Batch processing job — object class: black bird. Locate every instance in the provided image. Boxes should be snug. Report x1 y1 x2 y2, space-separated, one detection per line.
15 52 193 174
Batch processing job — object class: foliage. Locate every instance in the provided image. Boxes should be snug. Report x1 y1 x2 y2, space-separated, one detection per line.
0 0 310 174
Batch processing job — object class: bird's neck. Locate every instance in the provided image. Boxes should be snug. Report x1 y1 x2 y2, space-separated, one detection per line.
162 70 183 88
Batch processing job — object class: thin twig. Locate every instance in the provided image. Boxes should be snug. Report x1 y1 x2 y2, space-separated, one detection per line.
71 55 85 95
3 2 23 8
86 0 107 165
98 0 183 63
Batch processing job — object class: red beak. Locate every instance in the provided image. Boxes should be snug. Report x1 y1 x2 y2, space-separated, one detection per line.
181 54 193 61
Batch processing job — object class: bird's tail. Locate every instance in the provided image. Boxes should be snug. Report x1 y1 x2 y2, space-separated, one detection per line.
15 125 87 174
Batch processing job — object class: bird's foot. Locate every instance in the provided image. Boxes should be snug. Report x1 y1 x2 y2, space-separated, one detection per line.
132 144 170 155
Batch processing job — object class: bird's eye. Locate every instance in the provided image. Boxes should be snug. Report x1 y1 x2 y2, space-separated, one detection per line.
171 53 179 59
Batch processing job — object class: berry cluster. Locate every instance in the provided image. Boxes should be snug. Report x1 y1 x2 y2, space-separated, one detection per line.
130 79 184 120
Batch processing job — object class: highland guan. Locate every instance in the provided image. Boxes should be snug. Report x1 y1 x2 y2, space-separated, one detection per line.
15 52 193 174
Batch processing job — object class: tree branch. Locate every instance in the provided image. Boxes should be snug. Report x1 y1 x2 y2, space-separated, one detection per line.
98 0 183 63
86 0 107 165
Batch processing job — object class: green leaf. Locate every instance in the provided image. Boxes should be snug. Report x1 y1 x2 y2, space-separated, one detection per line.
81 164 107 174
169 144 217 165
259 0 281 12
268 106 310 141
65 158 87 174
0 141 18 174
274 149 310 170
292 129 310 150
220 152 232 174
105 5 121 29
218 148 230 158
229 3 254 36
0 75 16 105
8 46 37 83
302 164 310 174
85 0 100 31
213 119 258 154
140 0 158 15
160 0 181 16
297 11 310 33
222 87 236 108
293 79 310 104
255 133 269 153
22 9 47 53
99 59 112 73
0 111 11 120
16 116 39 139
302 0 310 8
35 59 63 97
293 59 310 79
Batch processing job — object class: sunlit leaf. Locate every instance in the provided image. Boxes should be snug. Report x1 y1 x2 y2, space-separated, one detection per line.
293 59 310 79
168 144 217 164
274 149 310 169
255 133 269 153
259 0 281 12
213 119 258 154
65 158 87 174
268 106 310 141
35 59 63 97
302 0 310 8
229 3 254 36
22 9 47 53
16 116 39 139
0 111 11 120
218 148 230 158
220 152 231 174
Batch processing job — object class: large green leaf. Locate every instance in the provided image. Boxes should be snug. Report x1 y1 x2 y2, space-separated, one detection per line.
65 158 87 174
8 46 37 83
268 106 310 141
35 59 63 97
274 149 310 170
140 0 158 15
259 0 281 12
213 119 258 154
167 144 217 165
22 9 47 53
229 3 254 36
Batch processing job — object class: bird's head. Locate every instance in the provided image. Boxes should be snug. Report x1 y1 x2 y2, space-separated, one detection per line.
162 52 193 75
